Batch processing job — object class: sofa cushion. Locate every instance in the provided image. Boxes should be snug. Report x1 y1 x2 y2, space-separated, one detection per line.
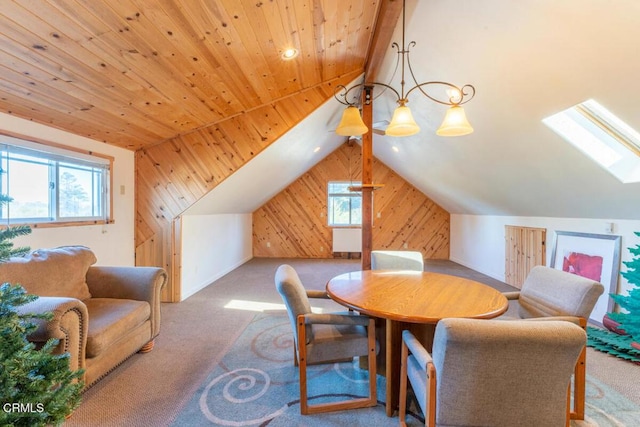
0 245 96 300
84 298 151 358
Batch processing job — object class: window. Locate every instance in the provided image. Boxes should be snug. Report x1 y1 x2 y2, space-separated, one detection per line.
0 134 111 225
543 99 640 183
328 181 362 226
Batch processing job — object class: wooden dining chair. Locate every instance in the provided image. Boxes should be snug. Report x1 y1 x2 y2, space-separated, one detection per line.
371 250 424 271
399 318 586 427
274 264 377 415
499 265 604 420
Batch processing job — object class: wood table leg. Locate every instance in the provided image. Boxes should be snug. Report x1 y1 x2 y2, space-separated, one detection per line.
385 319 402 416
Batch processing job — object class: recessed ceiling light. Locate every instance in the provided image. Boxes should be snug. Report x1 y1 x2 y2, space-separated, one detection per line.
281 48 298 60
313 146 321 153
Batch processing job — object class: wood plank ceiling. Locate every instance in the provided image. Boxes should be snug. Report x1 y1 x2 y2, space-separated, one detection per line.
0 0 387 150
0 0 407 299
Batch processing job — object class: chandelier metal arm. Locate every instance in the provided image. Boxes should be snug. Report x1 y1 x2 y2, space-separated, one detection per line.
405 82 476 106
334 80 475 108
334 82 401 107
333 0 475 137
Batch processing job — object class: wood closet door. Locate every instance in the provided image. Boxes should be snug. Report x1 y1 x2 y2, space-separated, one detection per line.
505 226 546 288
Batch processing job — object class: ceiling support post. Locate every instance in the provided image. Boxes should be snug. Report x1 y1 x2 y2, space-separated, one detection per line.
361 86 374 270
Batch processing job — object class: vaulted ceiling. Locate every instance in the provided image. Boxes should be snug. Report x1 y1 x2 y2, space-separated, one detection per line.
1 0 640 221
0 0 387 149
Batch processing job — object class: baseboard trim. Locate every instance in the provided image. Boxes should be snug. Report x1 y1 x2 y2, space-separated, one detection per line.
181 255 253 301
449 256 505 283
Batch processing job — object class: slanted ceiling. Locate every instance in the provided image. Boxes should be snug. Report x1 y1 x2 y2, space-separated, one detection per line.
368 0 640 220
1 0 639 233
189 0 640 220
0 0 382 149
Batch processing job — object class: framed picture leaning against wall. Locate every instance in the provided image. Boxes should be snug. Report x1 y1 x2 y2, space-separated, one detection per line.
550 231 621 324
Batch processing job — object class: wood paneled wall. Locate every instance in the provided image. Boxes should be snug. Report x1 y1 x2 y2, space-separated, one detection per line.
135 71 362 301
253 142 450 259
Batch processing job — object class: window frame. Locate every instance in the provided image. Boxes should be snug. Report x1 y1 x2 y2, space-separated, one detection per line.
543 99 640 184
0 132 114 228
327 181 363 227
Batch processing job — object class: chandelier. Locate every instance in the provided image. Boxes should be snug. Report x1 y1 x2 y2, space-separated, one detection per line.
334 0 475 138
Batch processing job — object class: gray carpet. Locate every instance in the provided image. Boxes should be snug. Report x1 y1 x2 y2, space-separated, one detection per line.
64 258 640 426
172 312 402 426
173 310 640 426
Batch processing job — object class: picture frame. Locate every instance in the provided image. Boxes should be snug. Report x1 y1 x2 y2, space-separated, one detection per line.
550 231 621 325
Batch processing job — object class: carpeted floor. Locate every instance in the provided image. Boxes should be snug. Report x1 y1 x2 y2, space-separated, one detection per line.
64 258 640 426
173 311 640 426
172 312 407 426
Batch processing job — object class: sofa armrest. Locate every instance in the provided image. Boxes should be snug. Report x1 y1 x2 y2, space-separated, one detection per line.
17 297 88 374
86 266 167 337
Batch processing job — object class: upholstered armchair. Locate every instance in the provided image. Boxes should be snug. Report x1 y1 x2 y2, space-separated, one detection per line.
399 318 586 427
371 250 424 271
499 265 604 419
501 265 604 321
3 246 167 389
274 264 377 415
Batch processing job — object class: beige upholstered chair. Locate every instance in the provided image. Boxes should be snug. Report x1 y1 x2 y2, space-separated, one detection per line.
274 264 377 415
500 265 605 419
371 250 424 271
502 265 605 320
399 318 586 427
2 246 167 389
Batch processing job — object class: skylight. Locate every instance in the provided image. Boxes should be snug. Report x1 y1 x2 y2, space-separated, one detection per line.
543 99 640 183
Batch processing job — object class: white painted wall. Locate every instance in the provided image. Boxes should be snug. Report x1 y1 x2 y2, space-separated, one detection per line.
180 214 253 301
451 214 640 322
0 113 135 266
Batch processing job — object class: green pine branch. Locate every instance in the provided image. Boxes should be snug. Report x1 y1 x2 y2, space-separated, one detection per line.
0 225 32 261
607 233 640 342
587 326 640 363
0 284 84 427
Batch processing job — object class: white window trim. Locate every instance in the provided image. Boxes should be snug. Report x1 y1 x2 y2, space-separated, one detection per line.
327 180 363 227
0 131 114 227
543 99 640 183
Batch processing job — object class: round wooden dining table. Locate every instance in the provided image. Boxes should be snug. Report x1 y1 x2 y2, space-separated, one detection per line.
326 269 509 416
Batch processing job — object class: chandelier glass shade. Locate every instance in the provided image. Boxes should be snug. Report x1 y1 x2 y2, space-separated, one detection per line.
335 105 369 136
334 0 475 138
386 104 420 137
436 105 474 136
